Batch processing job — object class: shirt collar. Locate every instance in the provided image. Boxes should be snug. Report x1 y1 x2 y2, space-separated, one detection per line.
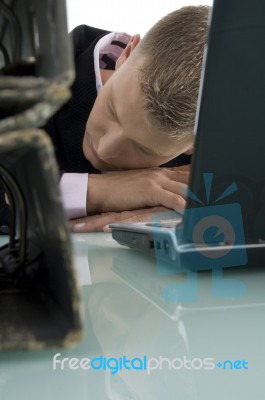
93 31 131 93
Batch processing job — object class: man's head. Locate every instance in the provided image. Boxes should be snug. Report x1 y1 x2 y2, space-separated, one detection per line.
83 6 210 171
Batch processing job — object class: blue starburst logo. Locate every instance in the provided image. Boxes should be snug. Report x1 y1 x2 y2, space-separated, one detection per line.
153 173 248 301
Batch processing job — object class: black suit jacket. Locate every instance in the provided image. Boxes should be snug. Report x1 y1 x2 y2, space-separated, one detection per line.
44 25 110 173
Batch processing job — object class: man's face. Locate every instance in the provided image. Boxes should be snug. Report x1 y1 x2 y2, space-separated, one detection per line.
83 40 192 171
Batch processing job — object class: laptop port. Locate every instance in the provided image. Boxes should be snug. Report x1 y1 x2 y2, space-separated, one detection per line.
163 240 170 254
156 241 161 250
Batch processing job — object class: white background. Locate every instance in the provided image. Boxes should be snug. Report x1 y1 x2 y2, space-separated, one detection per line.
66 0 213 36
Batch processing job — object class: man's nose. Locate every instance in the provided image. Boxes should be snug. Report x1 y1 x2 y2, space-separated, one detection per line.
97 132 127 160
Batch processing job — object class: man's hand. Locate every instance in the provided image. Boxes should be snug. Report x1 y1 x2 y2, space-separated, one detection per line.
70 206 180 233
87 166 190 214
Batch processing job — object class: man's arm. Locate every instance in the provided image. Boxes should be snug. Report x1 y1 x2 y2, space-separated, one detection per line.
86 166 189 215
69 165 190 232
69 206 177 233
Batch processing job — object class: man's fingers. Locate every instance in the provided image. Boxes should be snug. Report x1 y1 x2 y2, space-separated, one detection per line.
103 207 181 233
70 206 171 233
70 212 130 233
103 213 153 233
162 180 188 199
159 189 186 210
166 170 190 185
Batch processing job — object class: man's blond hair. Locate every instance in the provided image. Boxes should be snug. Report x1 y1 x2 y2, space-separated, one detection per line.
138 6 210 140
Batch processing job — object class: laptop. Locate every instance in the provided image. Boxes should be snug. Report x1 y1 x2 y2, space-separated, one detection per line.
111 0 265 270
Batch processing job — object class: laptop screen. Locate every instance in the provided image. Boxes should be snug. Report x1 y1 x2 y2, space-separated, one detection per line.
184 0 265 244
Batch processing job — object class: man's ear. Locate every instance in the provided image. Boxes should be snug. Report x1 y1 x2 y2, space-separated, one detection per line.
115 34 141 70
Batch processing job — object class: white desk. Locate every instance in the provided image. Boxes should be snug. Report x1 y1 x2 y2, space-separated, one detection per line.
0 232 264 399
